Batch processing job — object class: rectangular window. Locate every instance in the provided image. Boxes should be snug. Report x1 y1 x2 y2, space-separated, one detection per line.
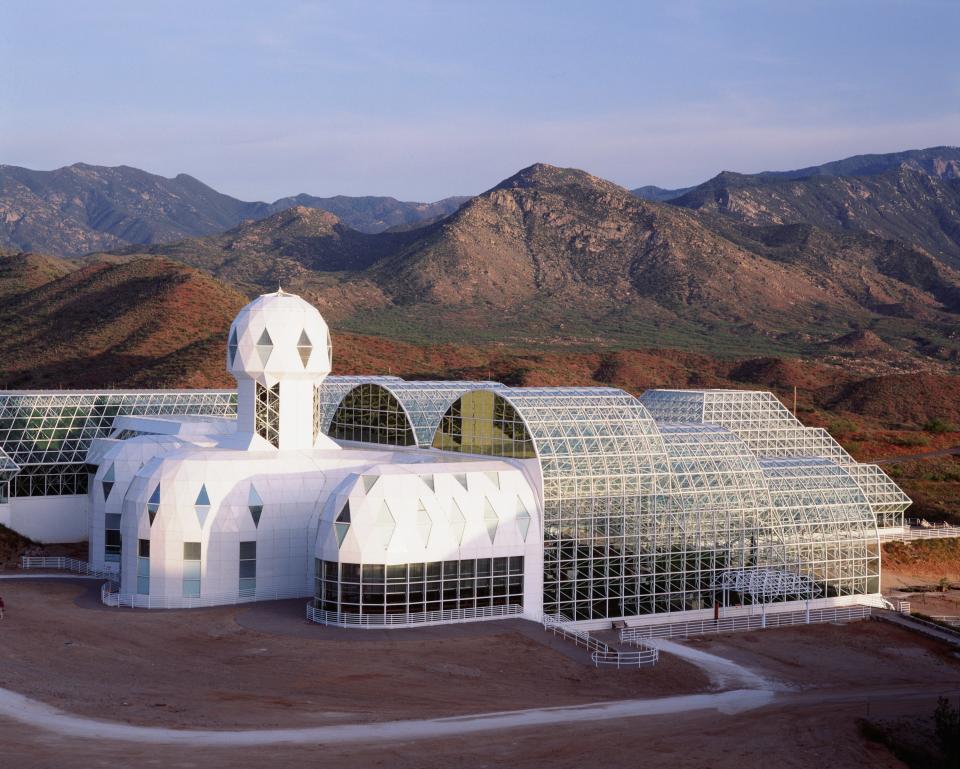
183 541 201 597
239 540 256 597
104 512 122 563
136 538 150 595
0 481 8 504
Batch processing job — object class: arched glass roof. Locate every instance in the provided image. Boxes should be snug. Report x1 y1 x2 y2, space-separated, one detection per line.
434 387 673 620
328 380 503 447
314 376 404 440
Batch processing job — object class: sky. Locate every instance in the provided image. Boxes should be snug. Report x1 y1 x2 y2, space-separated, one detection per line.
2 0 959 202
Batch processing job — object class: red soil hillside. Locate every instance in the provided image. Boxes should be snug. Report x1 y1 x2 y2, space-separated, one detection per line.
817 373 960 427
0 256 247 388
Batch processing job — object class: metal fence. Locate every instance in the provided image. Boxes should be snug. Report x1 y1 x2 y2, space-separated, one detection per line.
619 604 873 642
306 602 523 628
881 522 960 541
19 556 116 581
543 613 659 668
101 583 311 609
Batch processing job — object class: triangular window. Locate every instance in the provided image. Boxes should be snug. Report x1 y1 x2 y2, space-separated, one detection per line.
515 496 531 541
420 474 435 492
195 484 211 527
147 483 160 526
297 330 313 368
361 475 378 493
334 501 351 546
255 329 273 367
484 471 500 489
228 328 239 366
248 484 264 527
453 473 468 491
102 463 115 500
483 499 499 543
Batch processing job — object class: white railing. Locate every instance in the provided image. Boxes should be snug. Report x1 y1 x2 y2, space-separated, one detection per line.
306 602 523 628
542 613 658 668
881 522 960 541
927 615 960 628
19 556 116 581
102 583 311 609
619 604 873 641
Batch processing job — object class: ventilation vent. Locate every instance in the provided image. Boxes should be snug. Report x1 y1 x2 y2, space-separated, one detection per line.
248 484 264 527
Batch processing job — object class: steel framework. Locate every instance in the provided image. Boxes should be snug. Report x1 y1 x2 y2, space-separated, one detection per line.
0 390 236 497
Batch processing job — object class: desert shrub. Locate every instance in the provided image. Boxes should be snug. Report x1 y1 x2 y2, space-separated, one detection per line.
925 418 958 434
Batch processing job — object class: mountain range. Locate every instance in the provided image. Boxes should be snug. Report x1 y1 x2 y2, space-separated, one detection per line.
2 145 960 385
0 162 468 256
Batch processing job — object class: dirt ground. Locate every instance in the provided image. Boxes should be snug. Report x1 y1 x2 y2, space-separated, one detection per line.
1 578 959 768
0 580 708 729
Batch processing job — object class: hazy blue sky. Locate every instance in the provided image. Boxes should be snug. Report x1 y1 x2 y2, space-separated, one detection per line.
2 1 958 201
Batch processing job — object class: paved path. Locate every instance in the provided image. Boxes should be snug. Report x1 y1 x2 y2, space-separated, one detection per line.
0 686 774 746
649 638 776 690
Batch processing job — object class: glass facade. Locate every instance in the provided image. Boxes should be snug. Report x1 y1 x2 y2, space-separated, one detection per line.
433 386 890 622
315 557 524 617
0 391 235 497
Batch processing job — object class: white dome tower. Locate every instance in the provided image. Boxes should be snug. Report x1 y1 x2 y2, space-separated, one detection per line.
227 289 337 451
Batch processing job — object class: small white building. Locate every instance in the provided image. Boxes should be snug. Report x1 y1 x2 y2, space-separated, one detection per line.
86 290 543 625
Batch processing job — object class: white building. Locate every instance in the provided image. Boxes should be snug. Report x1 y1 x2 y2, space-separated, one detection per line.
1 290 912 628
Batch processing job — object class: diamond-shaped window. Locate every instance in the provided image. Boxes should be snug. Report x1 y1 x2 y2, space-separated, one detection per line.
515 496 531 541
483 499 499 543
248 484 264 527
195 484 211 527
375 501 396 549
147 483 160 526
334 501 351 546
255 329 273 367
228 328 239 367
449 499 466 544
416 500 432 546
297 330 313 368
102 463 115 500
